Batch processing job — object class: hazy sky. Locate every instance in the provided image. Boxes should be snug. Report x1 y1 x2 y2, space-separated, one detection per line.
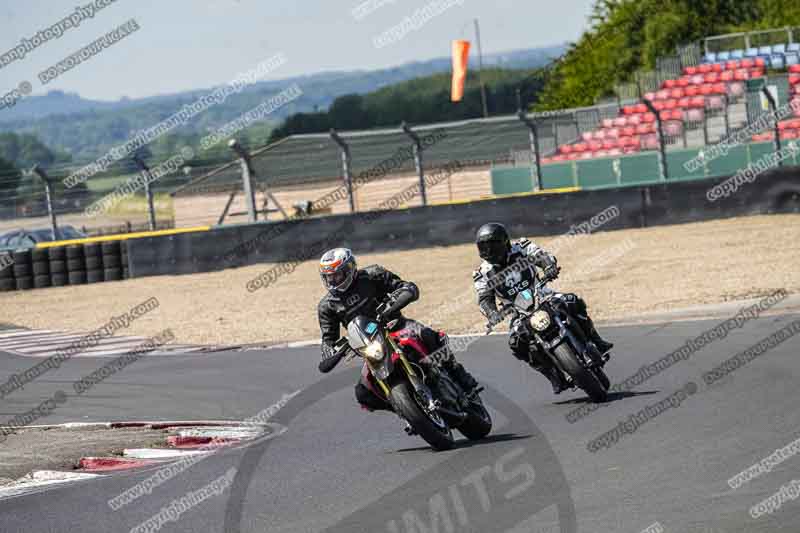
0 0 594 101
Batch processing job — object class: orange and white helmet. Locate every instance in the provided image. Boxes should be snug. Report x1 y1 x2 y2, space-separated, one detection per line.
319 248 357 293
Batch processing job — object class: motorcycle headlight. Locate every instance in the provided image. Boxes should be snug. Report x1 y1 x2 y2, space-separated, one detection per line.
530 310 551 332
360 340 385 362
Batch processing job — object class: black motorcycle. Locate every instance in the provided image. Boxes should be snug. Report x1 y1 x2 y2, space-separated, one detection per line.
488 277 611 402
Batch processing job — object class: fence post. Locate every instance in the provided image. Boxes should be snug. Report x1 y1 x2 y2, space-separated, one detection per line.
329 129 355 213
643 99 669 181
723 94 731 138
761 87 782 165
228 140 259 222
401 122 427 206
31 165 58 240
131 155 157 230
518 111 543 191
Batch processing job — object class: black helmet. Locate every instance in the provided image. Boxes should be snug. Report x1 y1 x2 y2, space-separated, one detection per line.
476 222 511 266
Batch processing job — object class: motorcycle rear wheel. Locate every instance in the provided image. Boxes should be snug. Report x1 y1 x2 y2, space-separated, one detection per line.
552 343 608 403
390 382 455 451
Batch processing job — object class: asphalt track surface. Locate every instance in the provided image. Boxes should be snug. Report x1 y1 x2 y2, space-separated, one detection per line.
0 313 799 532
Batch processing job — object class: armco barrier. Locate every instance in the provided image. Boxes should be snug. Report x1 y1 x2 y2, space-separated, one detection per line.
126 167 799 279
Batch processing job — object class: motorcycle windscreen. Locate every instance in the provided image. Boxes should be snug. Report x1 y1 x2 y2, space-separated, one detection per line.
346 316 379 350
513 288 535 311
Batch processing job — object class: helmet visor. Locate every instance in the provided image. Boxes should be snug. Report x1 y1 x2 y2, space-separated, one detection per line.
321 262 355 292
477 239 508 264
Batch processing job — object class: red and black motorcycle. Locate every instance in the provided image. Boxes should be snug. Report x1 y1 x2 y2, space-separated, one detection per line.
328 305 492 451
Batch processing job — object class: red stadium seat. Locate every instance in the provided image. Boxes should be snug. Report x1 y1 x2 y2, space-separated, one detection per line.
778 120 792 130
656 89 670 100
644 91 657 101
622 125 636 136
780 129 799 140
677 97 691 108
686 108 705 122
623 145 641 154
689 96 706 108
607 128 620 138
699 84 714 95
720 70 735 82
613 117 628 127
677 77 690 88
712 83 727 94
712 63 724 73
790 64 800 73
789 74 800 86
664 99 678 110
607 148 623 156
593 129 606 140
663 79 677 89
729 82 745 97
684 66 699 76
752 132 774 142
635 123 653 134
588 140 603 151
685 85 700 96
704 72 720 83
698 64 712 74
559 144 573 154
755 57 767 68
541 157 552 164
665 109 683 121
573 142 589 152
602 139 617 150
643 112 657 123
664 121 683 136
627 114 642 125
750 68 765 78
623 105 639 115
734 69 749 81
670 88 685 99
579 152 594 159
582 132 594 142
740 58 755 69
707 95 725 109
642 134 659 149
635 103 648 113
602 119 614 129
567 153 581 160
552 154 567 162
725 60 740 70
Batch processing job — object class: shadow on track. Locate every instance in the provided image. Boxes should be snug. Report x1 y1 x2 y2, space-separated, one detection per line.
552 390 660 406
390 432 532 454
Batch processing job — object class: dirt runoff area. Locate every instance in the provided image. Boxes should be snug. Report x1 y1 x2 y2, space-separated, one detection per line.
0 427 165 484
2 214 799 346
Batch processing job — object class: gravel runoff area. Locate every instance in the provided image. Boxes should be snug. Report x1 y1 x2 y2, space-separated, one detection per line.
0 427 166 484
1 214 799 346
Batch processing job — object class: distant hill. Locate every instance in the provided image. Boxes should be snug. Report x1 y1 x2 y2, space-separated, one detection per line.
0 45 563 165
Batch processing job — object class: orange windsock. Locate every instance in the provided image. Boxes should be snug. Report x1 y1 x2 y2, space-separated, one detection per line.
451 40 470 102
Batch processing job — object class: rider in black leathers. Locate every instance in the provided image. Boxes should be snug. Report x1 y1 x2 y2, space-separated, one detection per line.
472 223 613 394
317 248 478 411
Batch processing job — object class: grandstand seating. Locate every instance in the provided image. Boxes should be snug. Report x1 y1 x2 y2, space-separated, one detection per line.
541 53 800 165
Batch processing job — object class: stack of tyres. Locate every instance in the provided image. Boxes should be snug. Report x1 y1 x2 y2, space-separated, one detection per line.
48 246 68 287
84 243 104 283
66 245 87 285
13 250 33 290
31 248 50 289
101 241 123 281
0 251 14 292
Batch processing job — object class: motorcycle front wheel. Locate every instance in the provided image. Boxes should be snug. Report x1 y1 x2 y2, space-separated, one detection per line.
458 395 493 440
390 382 455 451
552 343 608 403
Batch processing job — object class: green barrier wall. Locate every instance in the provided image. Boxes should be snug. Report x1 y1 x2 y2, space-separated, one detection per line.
490 167 534 194
491 141 799 191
